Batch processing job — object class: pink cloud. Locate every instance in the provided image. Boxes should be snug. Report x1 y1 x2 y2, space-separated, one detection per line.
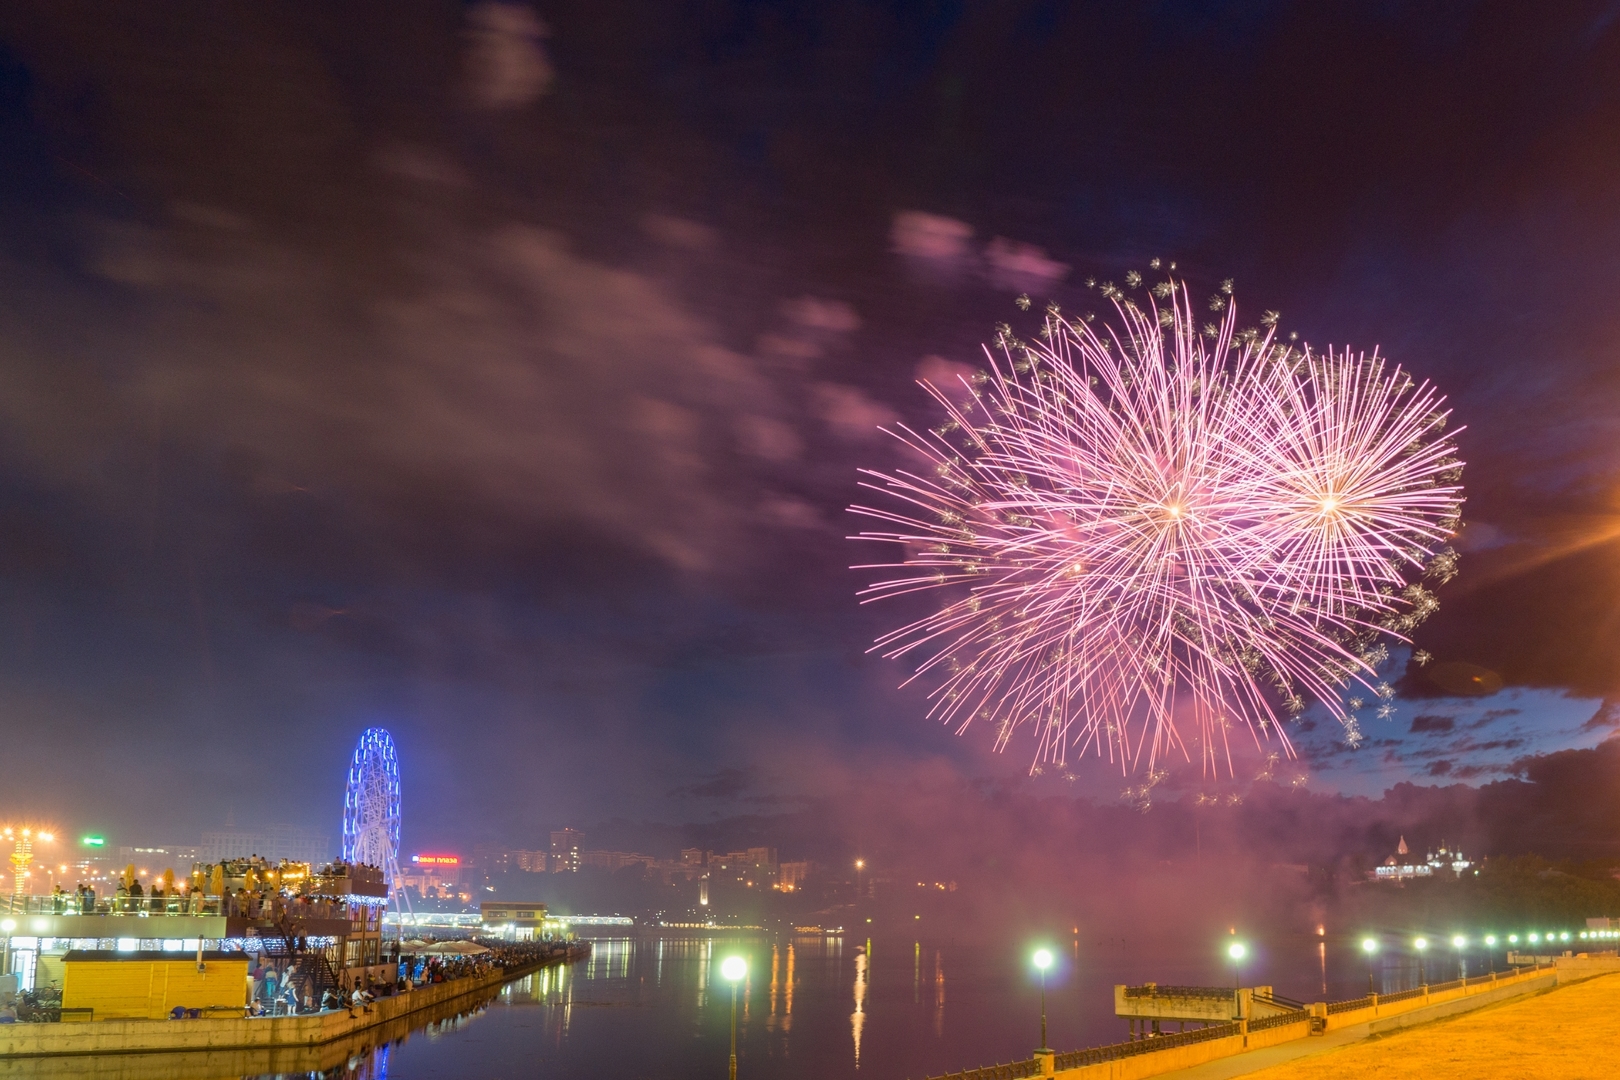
985 236 1070 289
811 383 899 440
891 210 974 261
781 295 861 333
914 354 979 392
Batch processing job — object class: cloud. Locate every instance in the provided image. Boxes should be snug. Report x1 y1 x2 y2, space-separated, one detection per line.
1409 714 1456 734
5 217 802 577
641 214 719 252
781 295 861 333
463 2 554 110
984 236 1070 290
891 211 974 262
735 414 804 462
914 354 979 391
810 383 898 441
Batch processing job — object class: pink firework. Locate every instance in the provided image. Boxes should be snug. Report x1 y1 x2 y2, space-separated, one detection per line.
850 280 1464 775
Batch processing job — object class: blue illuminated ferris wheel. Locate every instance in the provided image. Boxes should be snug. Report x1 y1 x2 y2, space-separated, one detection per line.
342 727 402 886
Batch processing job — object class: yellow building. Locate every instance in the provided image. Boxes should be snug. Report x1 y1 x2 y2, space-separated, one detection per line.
480 901 548 939
62 951 248 1020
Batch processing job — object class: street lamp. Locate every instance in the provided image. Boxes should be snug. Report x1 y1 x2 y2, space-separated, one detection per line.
1413 937 1428 987
1451 935 1466 979
1484 935 1497 974
1032 948 1053 1051
1361 937 1378 995
721 955 747 1080
1227 942 1246 1017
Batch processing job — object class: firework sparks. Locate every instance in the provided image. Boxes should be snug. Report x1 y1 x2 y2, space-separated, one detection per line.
850 277 1463 775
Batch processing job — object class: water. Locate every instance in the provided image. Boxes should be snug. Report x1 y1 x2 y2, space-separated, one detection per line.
0 931 1500 1079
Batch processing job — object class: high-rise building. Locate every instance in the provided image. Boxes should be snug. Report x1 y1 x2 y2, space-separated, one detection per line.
549 828 582 872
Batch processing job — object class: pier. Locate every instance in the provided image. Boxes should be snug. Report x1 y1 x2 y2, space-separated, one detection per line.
0 943 589 1059
923 953 1620 1080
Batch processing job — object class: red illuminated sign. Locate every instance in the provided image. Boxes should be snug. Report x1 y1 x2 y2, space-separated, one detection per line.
411 854 459 866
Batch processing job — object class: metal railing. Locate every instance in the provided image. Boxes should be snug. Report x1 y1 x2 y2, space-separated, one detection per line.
1121 984 1232 1000
1247 1009 1310 1033
1252 990 1306 1011
0 894 354 921
1052 1022 1241 1070
924 1060 1043 1080
1323 961 1553 1017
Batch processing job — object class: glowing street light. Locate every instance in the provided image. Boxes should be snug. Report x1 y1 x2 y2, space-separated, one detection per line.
1484 935 1498 973
1227 941 1247 1016
1414 937 1429 986
721 955 747 1080
1451 935 1467 979
1033 948 1054 1051
1361 937 1378 994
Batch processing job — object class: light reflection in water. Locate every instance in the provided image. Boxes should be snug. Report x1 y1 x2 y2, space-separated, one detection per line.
784 941 795 1031
852 944 868 1067
933 948 945 1037
913 940 921 1003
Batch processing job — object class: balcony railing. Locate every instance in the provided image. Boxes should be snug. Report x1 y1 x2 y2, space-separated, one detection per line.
0 893 355 922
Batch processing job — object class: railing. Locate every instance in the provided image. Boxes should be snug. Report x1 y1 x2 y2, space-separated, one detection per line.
1323 962 1552 1018
1247 1009 1310 1032
1122 984 1232 1000
0 894 354 921
1252 990 1306 1010
1052 1022 1241 1070
925 1060 1043 1080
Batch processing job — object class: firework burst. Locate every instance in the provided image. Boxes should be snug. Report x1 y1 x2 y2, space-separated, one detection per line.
850 279 1463 775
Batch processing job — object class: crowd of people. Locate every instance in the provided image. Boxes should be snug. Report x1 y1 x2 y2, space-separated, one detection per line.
231 937 586 1018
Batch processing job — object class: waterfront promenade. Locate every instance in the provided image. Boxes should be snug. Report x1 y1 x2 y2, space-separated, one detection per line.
0 943 589 1060
1176 968 1620 1080
925 955 1620 1080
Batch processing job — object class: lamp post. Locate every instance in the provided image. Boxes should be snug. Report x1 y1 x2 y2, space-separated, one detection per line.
721 955 747 1080
1361 937 1378 995
1033 948 1053 1050
1227 942 1247 1018
1413 937 1428 987
1451 935 1466 980
1484 935 1497 974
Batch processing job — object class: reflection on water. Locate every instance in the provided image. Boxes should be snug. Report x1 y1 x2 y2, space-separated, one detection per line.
0 931 1469 1080
851 944 867 1067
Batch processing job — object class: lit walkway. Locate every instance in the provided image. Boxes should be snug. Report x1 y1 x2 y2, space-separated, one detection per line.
1157 972 1620 1080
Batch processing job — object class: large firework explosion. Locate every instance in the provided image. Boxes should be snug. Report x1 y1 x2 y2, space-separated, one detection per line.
850 274 1464 776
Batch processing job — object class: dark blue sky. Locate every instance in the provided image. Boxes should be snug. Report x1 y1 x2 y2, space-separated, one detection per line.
0 1 1618 853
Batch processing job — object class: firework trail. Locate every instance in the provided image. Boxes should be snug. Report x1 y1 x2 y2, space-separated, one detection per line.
850 277 1463 775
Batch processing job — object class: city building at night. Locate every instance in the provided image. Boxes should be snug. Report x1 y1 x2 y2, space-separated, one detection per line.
1371 836 1474 882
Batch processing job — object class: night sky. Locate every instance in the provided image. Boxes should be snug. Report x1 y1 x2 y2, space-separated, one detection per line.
1 2 1619 853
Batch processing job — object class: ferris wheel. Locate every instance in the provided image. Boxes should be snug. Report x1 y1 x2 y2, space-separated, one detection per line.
342 727 403 886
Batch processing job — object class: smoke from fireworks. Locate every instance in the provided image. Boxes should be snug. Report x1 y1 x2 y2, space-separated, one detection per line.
850 277 1464 775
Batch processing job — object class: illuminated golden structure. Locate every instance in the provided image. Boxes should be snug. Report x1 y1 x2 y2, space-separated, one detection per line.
3 826 54 900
